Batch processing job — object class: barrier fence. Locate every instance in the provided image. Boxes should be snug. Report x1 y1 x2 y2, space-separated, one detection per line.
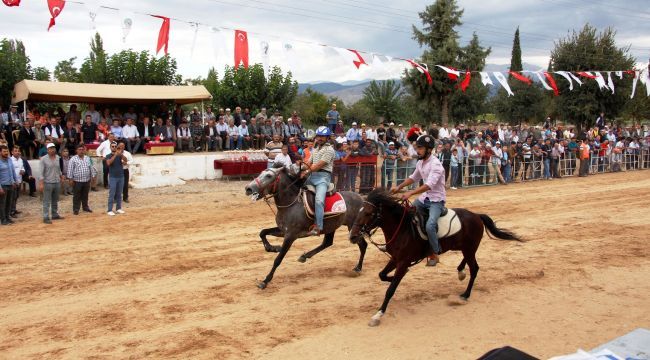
370 149 649 191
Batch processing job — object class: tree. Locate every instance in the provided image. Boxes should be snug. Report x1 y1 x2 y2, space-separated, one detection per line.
493 27 545 125
32 66 51 81
550 24 635 130
211 64 298 113
362 80 403 121
449 32 491 123
54 57 81 83
622 92 650 124
403 0 490 125
0 39 32 106
290 88 345 126
79 33 107 83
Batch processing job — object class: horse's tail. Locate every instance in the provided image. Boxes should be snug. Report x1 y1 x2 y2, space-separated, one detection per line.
479 214 523 242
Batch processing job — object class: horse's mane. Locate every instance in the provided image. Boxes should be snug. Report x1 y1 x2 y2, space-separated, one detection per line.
366 189 415 223
273 163 305 188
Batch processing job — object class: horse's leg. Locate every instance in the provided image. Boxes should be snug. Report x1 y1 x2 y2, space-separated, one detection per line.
369 263 408 327
352 236 368 273
378 259 396 282
258 235 296 289
460 255 479 300
297 232 334 263
260 227 283 253
457 258 467 281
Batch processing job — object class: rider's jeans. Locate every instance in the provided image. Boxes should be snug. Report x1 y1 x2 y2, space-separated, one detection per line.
305 171 331 230
413 198 445 255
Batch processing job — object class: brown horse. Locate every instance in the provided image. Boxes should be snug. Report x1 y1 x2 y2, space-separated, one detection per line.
349 189 522 326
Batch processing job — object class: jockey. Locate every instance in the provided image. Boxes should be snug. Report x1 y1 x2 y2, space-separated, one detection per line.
302 126 336 236
390 131 446 266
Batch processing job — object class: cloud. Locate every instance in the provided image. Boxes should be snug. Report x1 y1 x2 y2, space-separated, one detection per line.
0 0 647 83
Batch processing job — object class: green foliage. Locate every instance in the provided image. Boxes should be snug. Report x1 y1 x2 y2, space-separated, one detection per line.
550 24 635 130
0 39 32 106
493 28 545 125
290 88 345 126
54 57 81 82
346 100 374 124
362 80 403 121
205 64 298 113
622 91 650 123
403 0 490 125
32 67 50 81
449 33 491 124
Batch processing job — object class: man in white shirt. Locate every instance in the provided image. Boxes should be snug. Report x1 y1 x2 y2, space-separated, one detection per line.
96 133 114 188
335 133 347 144
118 143 133 203
439 124 450 139
44 117 64 150
215 117 229 150
83 104 101 125
10 146 25 217
273 144 293 169
238 120 250 150
122 118 141 154
176 121 193 152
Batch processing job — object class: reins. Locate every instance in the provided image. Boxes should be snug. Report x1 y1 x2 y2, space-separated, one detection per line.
361 198 411 258
259 170 304 216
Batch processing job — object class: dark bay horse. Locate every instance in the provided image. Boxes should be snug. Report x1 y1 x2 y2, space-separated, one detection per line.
349 189 522 326
245 164 368 289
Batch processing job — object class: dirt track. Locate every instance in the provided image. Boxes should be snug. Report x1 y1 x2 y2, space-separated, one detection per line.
1 171 649 359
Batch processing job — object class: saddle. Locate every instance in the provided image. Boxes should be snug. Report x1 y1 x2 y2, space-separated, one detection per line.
413 207 461 240
302 184 347 218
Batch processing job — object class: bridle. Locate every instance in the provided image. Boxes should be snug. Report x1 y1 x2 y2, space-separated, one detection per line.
358 199 410 255
254 168 304 213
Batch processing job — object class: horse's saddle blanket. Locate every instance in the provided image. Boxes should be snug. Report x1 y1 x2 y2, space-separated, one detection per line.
302 190 347 217
414 208 461 239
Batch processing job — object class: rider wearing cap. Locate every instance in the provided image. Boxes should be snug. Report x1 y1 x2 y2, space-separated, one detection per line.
390 131 445 266
302 126 336 236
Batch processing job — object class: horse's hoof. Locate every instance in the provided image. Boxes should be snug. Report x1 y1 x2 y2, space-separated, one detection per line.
297 254 307 263
257 281 267 290
458 271 466 281
353 267 362 274
459 295 469 302
368 318 381 327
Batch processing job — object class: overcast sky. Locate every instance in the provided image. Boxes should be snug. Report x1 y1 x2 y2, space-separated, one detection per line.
1 0 649 83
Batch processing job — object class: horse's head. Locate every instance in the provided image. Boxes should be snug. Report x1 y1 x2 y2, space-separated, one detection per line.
245 163 301 201
349 200 380 243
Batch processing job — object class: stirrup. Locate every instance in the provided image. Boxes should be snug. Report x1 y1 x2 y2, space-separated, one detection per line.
307 225 321 236
377 245 387 252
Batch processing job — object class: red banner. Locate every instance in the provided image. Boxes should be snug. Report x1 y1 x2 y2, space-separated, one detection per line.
47 0 65 31
543 72 559 96
234 30 249 69
509 71 532 85
2 0 20 7
348 49 367 69
460 70 471 92
152 15 170 55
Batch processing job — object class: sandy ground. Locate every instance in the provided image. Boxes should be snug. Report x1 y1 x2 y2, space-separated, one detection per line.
1 171 649 359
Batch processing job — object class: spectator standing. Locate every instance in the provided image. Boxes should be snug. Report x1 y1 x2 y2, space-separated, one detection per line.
172 104 184 128
326 103 339 133
39 143 64 224
60 148 73 195
96 133 114 188
255 108 268 123
118 143 132 203
334 142 349 190
83 104 101 125
9 147 25 218
67 144 96 214
450 148 460 189
382 142 398 189
81 115 99 144
105 142 126 216
0 144 18 225
359 138 378 194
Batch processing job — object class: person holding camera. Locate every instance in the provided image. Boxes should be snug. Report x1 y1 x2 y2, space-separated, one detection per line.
105 142 127 216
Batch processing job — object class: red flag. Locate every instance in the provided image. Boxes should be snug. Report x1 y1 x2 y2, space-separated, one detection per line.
406 59 432 85
460 70 471 92
543 72 559 96
347 49 367 69
577 71 597 79
2 0 20 7
152 15 170 55
234 30 249 69
47 0 65 31
509 71 532 85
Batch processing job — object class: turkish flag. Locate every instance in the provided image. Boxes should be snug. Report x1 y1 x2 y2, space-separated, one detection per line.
406 59 432 85
577 71 597 79
543 72 559 96
460 70 471 92
47 0 65 31
509 71 532 85
347 49 367 69
152 15 170 55
234 30 249 69
2 0 20 7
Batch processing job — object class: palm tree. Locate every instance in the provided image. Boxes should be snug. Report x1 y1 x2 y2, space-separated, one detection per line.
362 80 403 122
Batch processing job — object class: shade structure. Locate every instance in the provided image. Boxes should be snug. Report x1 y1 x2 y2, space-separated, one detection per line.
12 80 212 105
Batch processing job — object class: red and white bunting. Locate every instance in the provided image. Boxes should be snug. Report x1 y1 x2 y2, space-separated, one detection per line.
407 60 432 84
493 72 513 96
435 65 460 81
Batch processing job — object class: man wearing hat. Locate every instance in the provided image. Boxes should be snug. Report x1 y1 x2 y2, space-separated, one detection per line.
238 119 251 150
390 131 445 266
346 122 361 142
39 142 64 224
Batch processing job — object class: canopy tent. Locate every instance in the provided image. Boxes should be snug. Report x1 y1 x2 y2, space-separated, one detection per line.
12 80 212 105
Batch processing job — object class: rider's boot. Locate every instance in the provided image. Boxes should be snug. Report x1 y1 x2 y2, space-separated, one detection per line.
307 224 321 236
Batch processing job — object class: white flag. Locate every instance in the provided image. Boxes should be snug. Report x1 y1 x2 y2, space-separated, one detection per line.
639 67 650 97
593 72 609 90
607 72 615 94
283 42 297 72
260 40 270 77
554 71 574 91
493 72 513 96
535 72 553 91
569 72 583 86
189 22 199 58
121 12 134 43
630 71 640 98
85 3 100 30
210 27 226 64
479 72 493 86
435 65 460 78
616 71 623 79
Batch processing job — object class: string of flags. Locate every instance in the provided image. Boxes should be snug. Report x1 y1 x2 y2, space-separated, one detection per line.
2 0 649 98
